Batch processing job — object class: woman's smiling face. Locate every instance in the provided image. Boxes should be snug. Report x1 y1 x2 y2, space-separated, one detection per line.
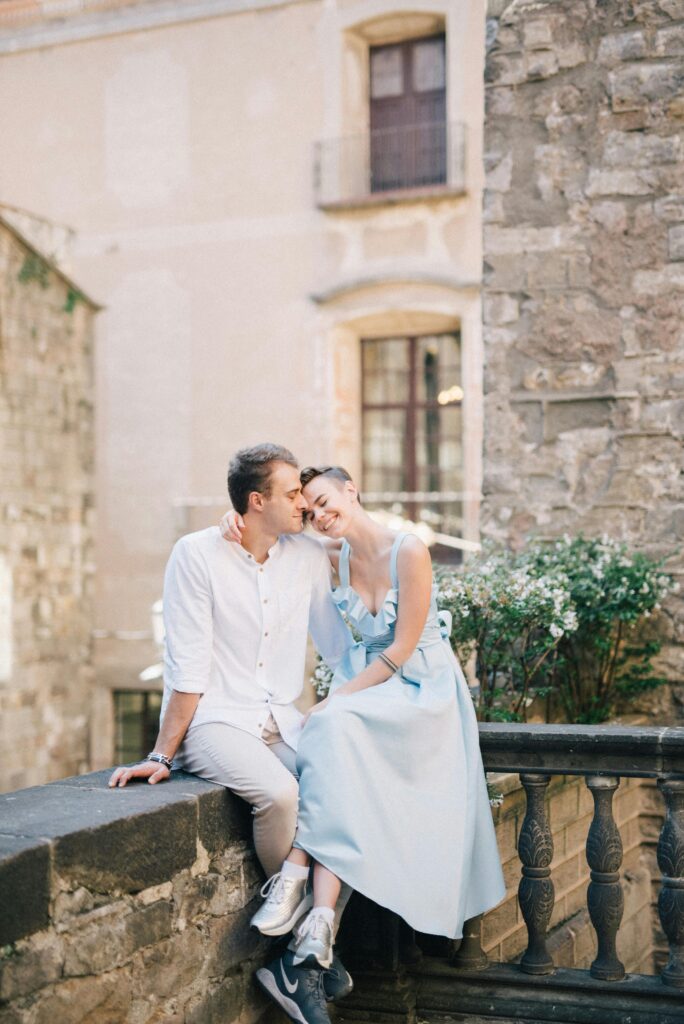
302 474 359 537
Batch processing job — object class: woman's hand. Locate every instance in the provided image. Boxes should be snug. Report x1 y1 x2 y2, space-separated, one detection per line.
219 509 244 543
302 696 332 725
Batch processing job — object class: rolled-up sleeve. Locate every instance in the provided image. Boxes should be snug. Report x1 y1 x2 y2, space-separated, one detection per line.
308 547 352 669
163 537 213 693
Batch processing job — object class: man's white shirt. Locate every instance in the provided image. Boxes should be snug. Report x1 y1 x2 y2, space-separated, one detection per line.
161 527 350 750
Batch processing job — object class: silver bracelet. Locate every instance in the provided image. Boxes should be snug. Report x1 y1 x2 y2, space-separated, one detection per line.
379 652 399 674
147 751 173 770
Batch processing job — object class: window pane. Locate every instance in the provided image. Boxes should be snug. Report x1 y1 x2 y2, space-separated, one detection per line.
362 408 408 494
370 45 404 99
415 404 463 492
412 37 446 93
362 338 410 404
415 334 461 404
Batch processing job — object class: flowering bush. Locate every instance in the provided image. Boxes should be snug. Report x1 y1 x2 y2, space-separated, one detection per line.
519 535 676 723
436 553 577 722
438 535 675 723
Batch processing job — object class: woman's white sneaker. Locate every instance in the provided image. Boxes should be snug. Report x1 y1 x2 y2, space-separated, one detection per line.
291 909 334 969
250 872 313 936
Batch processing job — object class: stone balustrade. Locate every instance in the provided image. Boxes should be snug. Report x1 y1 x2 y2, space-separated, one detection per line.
337 723 684 1024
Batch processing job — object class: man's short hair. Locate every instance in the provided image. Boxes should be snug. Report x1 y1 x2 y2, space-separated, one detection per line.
227 443 298 514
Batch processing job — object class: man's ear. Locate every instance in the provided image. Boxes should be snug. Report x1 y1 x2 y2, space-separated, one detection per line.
248 491 264 513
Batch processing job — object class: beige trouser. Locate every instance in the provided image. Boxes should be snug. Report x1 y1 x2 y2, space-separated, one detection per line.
176 714 352 934
176 714 299 876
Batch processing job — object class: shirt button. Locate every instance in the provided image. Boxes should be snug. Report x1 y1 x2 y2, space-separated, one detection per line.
263 598 268 604
264 631 269 637
258 662 263 667
259 568 264 573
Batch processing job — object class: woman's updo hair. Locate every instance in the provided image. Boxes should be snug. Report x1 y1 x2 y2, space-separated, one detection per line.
300 465 361 503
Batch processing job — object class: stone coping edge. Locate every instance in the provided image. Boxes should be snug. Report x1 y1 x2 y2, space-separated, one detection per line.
0 769 251 947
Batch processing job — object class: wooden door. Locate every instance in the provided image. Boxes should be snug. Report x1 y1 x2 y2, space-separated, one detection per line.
369 35 446 192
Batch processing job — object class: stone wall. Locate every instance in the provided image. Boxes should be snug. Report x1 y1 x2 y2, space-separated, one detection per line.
0 216 97 792
482 0 684 680
0 771 274 1023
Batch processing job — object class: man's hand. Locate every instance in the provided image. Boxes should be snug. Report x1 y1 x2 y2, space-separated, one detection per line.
219 509 244 543
108 761 170 788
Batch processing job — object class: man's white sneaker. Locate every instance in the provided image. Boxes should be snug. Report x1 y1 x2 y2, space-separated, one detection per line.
250 872 313 937
291 909 334 969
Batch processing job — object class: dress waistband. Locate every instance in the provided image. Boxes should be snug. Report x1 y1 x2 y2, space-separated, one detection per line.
363 610 452 655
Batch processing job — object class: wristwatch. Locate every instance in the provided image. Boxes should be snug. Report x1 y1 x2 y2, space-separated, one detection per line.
146 751 173 770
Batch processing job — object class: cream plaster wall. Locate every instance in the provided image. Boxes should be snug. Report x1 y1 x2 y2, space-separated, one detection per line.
0 0 485 765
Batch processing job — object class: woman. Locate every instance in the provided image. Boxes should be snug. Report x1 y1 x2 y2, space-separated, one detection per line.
237 466 505 968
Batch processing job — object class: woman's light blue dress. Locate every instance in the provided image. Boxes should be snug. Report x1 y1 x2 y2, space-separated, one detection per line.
294 533 506 939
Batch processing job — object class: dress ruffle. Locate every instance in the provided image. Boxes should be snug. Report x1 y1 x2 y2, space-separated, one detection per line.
331 584 398 635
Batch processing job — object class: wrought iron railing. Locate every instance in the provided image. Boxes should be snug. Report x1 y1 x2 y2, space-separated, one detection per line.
314 121 466 208
338 724 684 1024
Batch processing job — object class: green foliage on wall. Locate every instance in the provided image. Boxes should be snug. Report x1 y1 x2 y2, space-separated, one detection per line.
17 253 50 289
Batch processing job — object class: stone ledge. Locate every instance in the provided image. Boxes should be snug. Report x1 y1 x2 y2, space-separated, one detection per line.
0 770 252 946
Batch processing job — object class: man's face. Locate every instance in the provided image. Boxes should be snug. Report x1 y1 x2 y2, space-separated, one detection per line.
260 461 308 535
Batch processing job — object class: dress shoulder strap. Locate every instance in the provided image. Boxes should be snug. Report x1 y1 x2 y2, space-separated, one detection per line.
339 539 352 588
389 533 410 590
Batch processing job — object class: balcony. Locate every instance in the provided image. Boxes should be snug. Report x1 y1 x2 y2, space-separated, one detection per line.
314 120 466 210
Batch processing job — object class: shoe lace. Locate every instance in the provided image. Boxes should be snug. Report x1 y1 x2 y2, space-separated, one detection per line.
260 872 287 904
296 911 332 944
302 965 337 1004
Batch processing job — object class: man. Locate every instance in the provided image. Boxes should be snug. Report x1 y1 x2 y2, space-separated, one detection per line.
109 443 352 1024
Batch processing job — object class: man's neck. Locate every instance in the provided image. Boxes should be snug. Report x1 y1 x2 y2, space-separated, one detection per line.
240 520 280 564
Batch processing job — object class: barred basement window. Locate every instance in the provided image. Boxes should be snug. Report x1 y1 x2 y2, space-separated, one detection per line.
114 690 163 764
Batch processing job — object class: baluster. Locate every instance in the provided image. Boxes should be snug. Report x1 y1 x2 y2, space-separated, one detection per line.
657 779 684 988
451 914 488 970
585 775 625 980
518 773 555 975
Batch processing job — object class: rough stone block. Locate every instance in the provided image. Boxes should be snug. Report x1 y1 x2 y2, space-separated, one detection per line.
483 294 519 325
198 785 251 854
30 971 132 1024
633 263 684 294
525 254 568 288
205 906 266 975
668 224 684 260
522 18 554 49
135 931 206 1002
655 25 684 56
513 402 544 444
610 64 684 112
586 168 658 196
0 932 63 1001
603 130 682 167
0 835 51 945
524 50 559 81
544 398 614 440
483 255 526 290
654 195 684 222
598 30 647 64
